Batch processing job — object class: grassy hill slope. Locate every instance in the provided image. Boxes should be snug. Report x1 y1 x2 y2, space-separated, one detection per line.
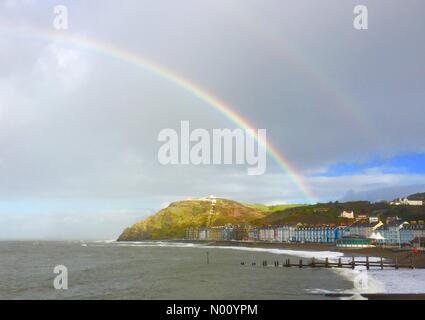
118 198 270 241
118 196 425 241
256 201 425 226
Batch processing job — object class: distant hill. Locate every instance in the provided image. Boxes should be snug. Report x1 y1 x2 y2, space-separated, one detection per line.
407 192 425 201
258 201 425 226
340 185 425 202
117 198 280 241
117 197 425 241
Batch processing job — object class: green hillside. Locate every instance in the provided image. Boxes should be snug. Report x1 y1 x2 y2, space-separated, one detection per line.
118 196 425 241
256 201 425 226
118 198 270 241
244 203 306 213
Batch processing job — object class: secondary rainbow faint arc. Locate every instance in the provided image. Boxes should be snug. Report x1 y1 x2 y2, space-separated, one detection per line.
210 2 377 143
0 23 317 202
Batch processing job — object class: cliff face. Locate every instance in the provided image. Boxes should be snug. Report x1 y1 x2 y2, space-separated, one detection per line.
117 198 267 241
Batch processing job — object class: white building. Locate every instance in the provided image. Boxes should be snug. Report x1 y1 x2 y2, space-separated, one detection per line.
345 221 383 238
198 228 210 240
339 210 355 219
258 227 275 241
275 225 297 242
390 198 423 206
400 223 425 244
377 221 408 245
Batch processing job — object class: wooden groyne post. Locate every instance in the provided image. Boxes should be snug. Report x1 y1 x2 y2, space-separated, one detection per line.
240 256 421 270
285 259 291 267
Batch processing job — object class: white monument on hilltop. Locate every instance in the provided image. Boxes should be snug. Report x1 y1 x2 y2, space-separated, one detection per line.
339 210 355 219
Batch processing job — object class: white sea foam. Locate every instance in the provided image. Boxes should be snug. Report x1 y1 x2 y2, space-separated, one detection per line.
91 239 116 243
320 258 425 294
198 245 344 260
364 269 425 293
332 266 385 294
113 241 197 248
107 241 343 259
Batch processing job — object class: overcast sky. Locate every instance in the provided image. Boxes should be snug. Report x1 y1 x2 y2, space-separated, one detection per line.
1 0 424 239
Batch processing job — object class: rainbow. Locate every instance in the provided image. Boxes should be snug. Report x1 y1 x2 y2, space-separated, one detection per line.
211 2 377 143
0 23 317 202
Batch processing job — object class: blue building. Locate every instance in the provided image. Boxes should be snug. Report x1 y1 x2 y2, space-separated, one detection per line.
293 225 346 243
248 228 259 241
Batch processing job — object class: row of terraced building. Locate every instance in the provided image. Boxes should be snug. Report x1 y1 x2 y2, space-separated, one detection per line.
185 219 425 247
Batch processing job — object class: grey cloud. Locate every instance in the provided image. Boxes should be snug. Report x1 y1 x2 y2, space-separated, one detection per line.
1 0 425 238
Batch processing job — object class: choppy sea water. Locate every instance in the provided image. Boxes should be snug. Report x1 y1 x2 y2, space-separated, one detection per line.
0 241 424 299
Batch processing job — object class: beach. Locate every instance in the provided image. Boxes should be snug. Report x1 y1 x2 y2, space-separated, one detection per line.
190 240 425 268
122 240 425 297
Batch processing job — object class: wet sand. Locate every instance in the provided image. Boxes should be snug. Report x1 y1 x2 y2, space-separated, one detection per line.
176 240 425 268
324 293 425 300
361 293 425 300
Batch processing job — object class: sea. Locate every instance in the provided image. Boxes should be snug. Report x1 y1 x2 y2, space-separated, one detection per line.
1 241 424 300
